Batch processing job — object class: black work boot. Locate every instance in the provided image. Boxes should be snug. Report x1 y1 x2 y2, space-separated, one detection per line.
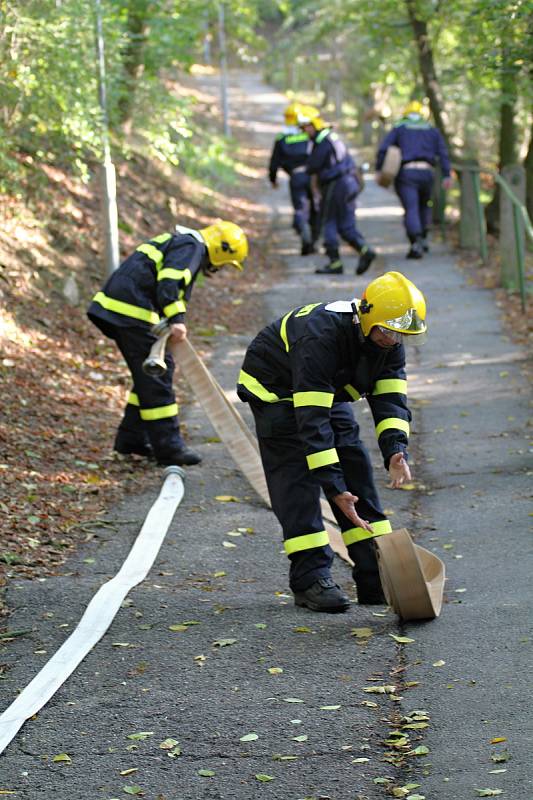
406 236 424 259
421 230 429 252
353 572 387 605
294 577 351 613
356 246 377 276
114 431 154 459
156 446 202 466
315 248 343 275
300 225 316 256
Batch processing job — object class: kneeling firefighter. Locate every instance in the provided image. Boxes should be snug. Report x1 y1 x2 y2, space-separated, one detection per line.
88 221 248 466
237 272 426 611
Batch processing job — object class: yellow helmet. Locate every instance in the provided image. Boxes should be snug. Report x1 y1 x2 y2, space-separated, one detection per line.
199 221 248 270
357 271 427 338
284 102 300 125
296 104 326 131
403 100 424 117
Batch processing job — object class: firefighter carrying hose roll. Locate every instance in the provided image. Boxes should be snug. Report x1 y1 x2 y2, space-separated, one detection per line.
88 221 248 467
237 271 427 612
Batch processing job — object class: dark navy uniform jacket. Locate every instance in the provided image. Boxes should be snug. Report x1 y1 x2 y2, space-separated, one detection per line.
376 115 451 175
306 128 358 188
87 226 208 335
269 127 310 183
237 301 411 498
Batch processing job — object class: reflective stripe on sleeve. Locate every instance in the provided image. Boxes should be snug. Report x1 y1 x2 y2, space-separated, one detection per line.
372 379 407 396
127 392 140 406
375 417 410 438
293 391 334 408
284 530 330 555
151 233 172 244
344 384 361 401
136 243 164 269
140 403 178 421
163 300 187 318
238 370 281 403
92 292 160 325
279 311 292 352
306 448 339 470
158 267 192 284
342 519 392 545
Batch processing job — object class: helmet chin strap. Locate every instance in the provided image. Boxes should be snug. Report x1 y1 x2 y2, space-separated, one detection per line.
351 302 366 344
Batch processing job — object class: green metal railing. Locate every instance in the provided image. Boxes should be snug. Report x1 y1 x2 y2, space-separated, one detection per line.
450 162 532 311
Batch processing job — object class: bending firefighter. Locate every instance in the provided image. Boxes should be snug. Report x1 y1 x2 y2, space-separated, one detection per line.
237 272 426 611
298 105 376 277
88 222 248 466
269 102 316 255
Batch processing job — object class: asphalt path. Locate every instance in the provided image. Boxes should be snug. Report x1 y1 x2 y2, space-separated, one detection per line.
1 72 531 800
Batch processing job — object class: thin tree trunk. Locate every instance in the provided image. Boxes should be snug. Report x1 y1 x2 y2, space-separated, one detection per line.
524 119 533 224
404 0 453 155
116 0 151 133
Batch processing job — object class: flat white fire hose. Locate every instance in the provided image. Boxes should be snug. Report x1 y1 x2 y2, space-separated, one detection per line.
0 466 185 756
173 339 351 563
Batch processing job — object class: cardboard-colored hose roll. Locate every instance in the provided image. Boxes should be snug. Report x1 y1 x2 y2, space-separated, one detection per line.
170 338 445 620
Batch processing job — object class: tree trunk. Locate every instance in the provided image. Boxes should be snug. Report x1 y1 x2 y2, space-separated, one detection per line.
485 53 518 233
404 0 454 155
116 0 151 133
524 119 533 225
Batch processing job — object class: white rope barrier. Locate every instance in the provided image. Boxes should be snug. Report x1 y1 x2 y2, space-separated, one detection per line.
0 465 185 756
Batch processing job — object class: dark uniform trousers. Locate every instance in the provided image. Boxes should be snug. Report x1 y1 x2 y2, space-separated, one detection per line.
251 400 386 592
322 173 366 256
395 168 434 241
289 171 314 237
113 326 184 457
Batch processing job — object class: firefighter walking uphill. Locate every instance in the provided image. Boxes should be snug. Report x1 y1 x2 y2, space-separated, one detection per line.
88 221 248 467
237 272 427 612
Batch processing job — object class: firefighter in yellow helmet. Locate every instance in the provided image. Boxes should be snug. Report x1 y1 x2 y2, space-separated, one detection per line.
376 100 452 258
298 105 376 276
237 271 426 611
269 101 317 255
88 221 248 467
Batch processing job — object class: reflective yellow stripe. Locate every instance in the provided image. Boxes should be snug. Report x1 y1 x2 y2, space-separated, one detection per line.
279 311 292 352
140 403 178 421
127 392 140 406
306 448 339 470
373 379 407 396
158 267 192 284
295 302 321 317
164 300 187 318
92 292 159 325
152 233 172 243
342 519 392 545
293 391 334 408
344 384 361 401
238 369 281 403
284 530 329 555
136 243 164 269
375 417 410 438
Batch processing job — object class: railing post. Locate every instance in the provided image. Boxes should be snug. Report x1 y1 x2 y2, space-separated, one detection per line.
499 164 526 292
458 161 486 253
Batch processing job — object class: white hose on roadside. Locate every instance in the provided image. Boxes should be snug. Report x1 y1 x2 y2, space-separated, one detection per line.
0 465 185 756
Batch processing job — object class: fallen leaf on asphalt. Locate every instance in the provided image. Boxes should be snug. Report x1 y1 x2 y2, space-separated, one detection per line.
352 757 370 763
126 732 154 740
226 530 242 537
212 638 237 647
402 722 429 730
255 774 275 781
351 627 373 638
215 495 240 502
254 623 267 629
489 770 507 774
293 626 312 633
373 777 393 784
490 752 509 763
320 705 341 710
389 634 415 644
283 697 304 703
213 571 226 577
159 738 179 750
223 541 237 548
268 667 283 674
240 733 259 742
198 769 215 777
490 737 507 744
398 483 416 491
361 700 378 707
123 787 143 795
432 660 445 667
363 685 396 694
475 790 503 797
272 754 298 761
169 624 189 632
408 745 429 756
120 769 138 776
52 753 71 763
292 735 308 742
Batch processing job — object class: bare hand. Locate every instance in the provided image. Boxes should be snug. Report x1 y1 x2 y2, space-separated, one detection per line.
169 323 187 343
388 452 411 488
442 177 453 191
332 492 373 531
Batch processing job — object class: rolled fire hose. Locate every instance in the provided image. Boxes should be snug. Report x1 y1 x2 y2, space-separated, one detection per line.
0 466 186 756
